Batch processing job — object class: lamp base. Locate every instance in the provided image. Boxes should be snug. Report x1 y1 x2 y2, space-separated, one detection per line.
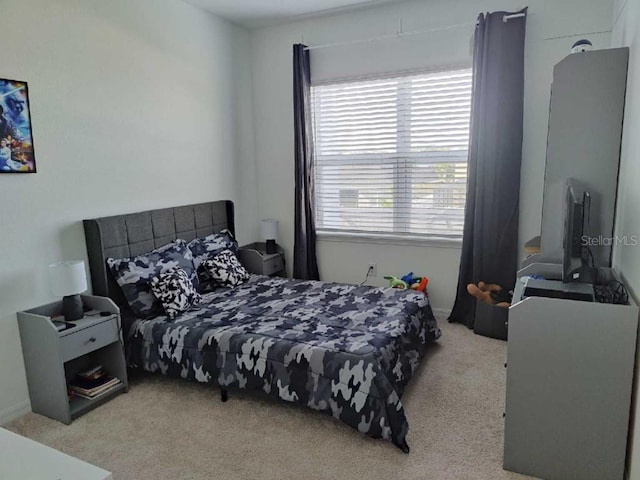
62 294 84 321
265 239 278 254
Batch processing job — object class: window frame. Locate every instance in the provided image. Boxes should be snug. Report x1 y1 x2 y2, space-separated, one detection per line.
311 65 472 246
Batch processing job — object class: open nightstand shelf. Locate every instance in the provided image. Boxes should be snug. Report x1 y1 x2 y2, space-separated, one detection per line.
69 382 127 419
18 295 128 424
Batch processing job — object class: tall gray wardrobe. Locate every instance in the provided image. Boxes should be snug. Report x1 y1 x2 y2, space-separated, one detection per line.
526 47 628 267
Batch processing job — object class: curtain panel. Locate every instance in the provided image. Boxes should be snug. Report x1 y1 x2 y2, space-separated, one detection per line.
449 9 527 328
293 44 320 280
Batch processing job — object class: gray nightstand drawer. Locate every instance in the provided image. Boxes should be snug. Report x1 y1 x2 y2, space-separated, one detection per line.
60 318 119 363
264 255 284 276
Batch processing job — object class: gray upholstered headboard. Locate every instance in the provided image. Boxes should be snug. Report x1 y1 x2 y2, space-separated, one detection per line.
83 201 234 312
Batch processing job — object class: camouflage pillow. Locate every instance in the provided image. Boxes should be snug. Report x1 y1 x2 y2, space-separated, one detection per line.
107 239 199 319
201 249 250 287
187 229 238 292
149 267 201 319
187 229 238 268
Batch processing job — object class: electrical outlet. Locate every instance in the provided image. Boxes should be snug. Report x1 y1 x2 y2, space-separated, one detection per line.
367 263 377 277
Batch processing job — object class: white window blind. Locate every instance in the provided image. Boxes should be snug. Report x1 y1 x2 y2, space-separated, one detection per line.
311 67 472 239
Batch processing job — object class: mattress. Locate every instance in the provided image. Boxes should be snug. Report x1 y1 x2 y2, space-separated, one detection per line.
127 275 441 451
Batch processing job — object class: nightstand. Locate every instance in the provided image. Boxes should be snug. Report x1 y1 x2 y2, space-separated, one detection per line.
238 242 286 277
17 295 128 424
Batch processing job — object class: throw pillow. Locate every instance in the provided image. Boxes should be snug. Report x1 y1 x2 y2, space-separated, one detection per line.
187 229 239 291
201 249 250 287
150 267 201 319
107 239 199 319
187 229 239 269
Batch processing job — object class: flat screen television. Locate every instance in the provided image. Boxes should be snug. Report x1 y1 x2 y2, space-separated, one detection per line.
563 179 591 283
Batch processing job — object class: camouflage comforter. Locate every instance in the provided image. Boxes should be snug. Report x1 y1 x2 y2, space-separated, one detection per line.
127 275 441 452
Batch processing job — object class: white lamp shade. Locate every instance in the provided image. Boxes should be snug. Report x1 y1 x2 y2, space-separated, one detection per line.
260 219 279 240
48 260 88 297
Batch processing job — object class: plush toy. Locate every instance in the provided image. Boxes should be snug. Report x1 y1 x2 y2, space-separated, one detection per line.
467 281 511 308
413 277 428 292
400 272 428 291
384 275 409 289
385 273 429 293
401 272 417 284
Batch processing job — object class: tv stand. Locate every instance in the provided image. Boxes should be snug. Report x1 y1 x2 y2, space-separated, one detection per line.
522 278 594 302
504 263 638 480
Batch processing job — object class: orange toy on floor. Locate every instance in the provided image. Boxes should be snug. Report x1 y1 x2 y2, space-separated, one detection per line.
467 281 511 308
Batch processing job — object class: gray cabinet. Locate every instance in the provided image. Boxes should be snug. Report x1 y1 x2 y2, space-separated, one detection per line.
533 48 629 267
504 265 638 480
17 295 128 424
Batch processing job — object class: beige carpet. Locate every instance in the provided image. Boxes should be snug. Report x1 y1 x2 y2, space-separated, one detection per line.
7 319 535 480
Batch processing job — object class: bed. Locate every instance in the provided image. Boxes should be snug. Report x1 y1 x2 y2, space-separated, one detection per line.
84 201 441 452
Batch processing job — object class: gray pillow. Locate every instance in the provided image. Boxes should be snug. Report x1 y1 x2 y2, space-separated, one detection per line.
107 239 198 319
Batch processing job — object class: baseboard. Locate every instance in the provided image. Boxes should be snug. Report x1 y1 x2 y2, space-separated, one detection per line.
0 400 31 426
432 307 452 319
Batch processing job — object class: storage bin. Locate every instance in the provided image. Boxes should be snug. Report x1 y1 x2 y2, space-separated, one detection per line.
473 300 508 340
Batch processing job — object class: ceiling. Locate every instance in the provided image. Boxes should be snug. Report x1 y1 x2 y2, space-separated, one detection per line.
182 0 402 28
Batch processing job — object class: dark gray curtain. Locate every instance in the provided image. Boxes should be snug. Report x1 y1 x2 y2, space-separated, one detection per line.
449 9 527 328
293 44 320 280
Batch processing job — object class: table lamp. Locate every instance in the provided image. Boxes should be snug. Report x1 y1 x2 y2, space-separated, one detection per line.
48 260 88 321
260 219 279 254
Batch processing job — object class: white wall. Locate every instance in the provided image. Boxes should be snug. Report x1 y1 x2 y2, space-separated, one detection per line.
0 0 256 423
250 0 613 312
611 0 640 478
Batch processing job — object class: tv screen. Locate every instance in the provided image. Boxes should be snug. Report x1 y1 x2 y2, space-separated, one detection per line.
562 179 590 283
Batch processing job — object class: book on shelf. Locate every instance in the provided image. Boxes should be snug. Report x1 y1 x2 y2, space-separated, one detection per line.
71 378 122 400
68 366 122 399
70 377 121 396
73 365 108 386
78 365 103 379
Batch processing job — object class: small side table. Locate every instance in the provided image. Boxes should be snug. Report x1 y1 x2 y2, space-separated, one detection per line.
238 242 286 277
17 295 128 425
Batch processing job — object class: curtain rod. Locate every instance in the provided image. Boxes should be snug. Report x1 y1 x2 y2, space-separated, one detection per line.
303 21 474 51
303 12 529 51
503 12 526 22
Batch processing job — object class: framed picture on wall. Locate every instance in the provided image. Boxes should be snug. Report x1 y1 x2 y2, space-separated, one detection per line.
0 78 36 173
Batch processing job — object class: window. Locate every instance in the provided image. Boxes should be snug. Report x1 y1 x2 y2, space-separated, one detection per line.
311 67 472 240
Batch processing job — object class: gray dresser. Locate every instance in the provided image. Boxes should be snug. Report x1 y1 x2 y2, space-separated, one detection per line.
504 264 638 480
